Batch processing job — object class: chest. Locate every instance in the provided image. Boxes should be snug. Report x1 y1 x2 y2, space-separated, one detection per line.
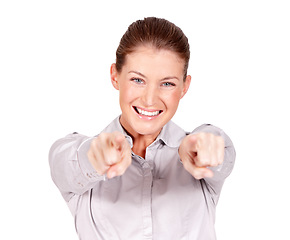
87 147 210 239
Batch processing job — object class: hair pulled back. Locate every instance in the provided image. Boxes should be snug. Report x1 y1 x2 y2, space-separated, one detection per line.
116 17 190 80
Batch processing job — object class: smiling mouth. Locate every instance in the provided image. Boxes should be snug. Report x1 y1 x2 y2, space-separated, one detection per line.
133 106 163 117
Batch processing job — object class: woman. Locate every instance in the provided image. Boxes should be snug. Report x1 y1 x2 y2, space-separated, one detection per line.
49 17 235 240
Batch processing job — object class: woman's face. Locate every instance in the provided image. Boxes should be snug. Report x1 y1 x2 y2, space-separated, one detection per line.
111 46 191 139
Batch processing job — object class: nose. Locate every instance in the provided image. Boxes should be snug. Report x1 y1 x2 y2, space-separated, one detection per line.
141 84 159 107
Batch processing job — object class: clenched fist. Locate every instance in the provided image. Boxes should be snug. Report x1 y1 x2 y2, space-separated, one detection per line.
87 132 132 179
178 133 225 179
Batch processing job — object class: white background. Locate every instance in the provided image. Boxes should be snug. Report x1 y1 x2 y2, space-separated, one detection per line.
1 0 289 239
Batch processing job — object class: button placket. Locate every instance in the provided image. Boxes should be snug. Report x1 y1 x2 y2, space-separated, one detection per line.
141 163 153 238
131 145 157 239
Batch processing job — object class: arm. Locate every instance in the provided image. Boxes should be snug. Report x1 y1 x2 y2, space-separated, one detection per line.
49 132 132 202
179 124 236 195
192 124 235 194
49 133 103 202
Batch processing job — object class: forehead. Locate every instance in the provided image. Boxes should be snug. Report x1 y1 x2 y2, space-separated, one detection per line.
122 46 185 77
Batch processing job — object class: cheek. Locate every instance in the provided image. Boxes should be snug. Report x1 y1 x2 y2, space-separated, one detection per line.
162 90 182 109
119 85 137 104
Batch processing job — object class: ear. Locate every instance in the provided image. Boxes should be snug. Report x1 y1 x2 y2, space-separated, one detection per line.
110 63 119 90
180 75 191 99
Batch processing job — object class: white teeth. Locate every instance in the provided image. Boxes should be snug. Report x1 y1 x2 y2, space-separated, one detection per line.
136 107 160 117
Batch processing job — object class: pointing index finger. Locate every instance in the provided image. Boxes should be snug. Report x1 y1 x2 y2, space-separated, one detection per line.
111 132 127 151
107 133 132 179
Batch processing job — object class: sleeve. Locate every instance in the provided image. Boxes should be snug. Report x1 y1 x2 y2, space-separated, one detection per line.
49 133 105 202
191 124 236 204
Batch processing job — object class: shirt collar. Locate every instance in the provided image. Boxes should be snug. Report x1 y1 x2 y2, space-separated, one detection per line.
156 120 187 148
103 116 186 149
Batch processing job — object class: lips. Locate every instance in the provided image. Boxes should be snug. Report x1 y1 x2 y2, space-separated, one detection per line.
133 106 162 117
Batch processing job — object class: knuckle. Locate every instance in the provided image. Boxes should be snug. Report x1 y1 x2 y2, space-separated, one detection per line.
87 149 94 160
105 153 118 165
92 161 108 176
98 166 109 176
209 133 215 139
218 136 224 144
97 132 106 141
105 158 113 166
198 132 206 138
98 133 111 146
202 160 211 167
194 159 203 167
90 138 99 149
211 160 219 167
195 155 206 166
201 132 211 141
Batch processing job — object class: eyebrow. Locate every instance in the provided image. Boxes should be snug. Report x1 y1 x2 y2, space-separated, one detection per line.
129 71 146 78
128 71 180 81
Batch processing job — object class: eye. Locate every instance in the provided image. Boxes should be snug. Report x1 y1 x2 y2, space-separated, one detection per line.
161 82 176 87
131 77 144 84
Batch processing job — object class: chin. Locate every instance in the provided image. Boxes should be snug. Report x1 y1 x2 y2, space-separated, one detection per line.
132 124 161 136
140 129 161 136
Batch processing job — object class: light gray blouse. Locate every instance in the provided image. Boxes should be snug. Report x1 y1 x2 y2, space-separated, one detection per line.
49 116 235 240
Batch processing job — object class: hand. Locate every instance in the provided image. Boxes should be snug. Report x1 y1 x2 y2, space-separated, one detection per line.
178 133 225 179
87 131 132 179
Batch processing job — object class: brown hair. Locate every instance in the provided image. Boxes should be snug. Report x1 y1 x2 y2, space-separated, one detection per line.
115 17 190 80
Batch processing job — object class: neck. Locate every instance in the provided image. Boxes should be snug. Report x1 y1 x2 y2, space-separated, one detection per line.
120 124 160 159
131 134 157 158
119 115 162 158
